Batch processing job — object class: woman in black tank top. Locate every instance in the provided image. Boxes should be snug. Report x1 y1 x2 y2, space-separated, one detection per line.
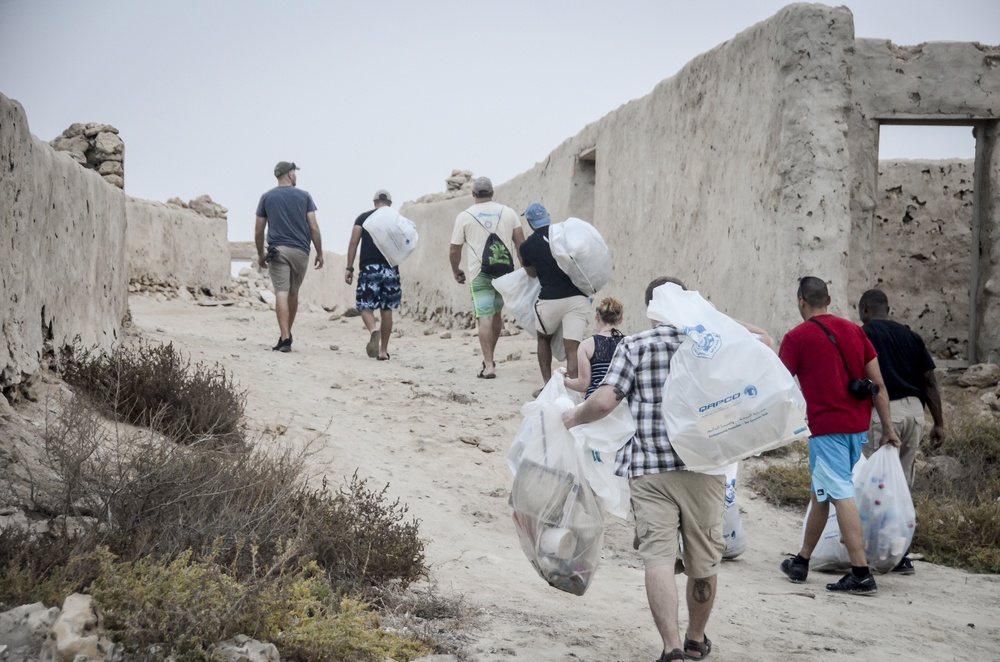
563 297 626 398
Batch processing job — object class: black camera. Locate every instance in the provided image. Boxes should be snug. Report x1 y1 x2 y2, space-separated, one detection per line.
848 378 880 400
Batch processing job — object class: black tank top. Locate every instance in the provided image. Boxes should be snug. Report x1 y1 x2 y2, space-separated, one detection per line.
587 330 624 398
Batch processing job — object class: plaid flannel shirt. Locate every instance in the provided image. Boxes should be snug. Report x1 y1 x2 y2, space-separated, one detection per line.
600 324 686 477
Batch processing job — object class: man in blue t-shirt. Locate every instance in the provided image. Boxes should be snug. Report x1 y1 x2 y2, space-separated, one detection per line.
255 161 324 352
344 189 401 361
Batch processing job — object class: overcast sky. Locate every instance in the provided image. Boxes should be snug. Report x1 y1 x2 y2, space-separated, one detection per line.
1 1 996 252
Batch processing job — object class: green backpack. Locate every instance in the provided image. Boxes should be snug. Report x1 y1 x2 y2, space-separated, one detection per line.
467 210 514 277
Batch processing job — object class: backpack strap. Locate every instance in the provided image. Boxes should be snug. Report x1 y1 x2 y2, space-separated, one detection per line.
808 318 856 378
466 210 498 235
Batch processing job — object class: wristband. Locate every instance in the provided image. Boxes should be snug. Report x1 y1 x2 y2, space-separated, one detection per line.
345 267 354 272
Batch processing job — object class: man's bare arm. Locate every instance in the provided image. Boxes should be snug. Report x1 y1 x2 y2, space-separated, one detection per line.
562 384 623 429
307 211 324 268
449 244 465 283
924 368 946 449
255 216 267 269
345 225 363 284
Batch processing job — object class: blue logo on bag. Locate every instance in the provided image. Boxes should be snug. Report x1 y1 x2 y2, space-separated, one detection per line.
744 385 758 398
682 324 722 359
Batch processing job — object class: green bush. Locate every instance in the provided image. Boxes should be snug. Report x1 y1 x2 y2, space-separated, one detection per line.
85 550 431 661
747 441 811 508
61 341 246 447
912 417 1000 573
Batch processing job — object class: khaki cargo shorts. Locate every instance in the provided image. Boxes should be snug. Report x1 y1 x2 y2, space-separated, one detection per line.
534 295 591 341
267 245 309 295
630 469 726 578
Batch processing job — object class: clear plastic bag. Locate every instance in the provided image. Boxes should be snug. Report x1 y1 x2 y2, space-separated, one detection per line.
855 445 916 573
509 374 634 520
802 448 915 573
509 384 604 595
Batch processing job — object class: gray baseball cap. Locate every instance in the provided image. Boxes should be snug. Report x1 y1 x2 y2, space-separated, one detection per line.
274 161 298 177
472 176 493 196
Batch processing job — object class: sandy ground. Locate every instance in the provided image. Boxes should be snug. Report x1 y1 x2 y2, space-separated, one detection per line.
127 295 1000 662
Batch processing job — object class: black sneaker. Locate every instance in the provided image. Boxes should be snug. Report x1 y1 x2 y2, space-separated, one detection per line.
272 336 292 352
826 572 877 595
891 556 915 575
780 558 808 583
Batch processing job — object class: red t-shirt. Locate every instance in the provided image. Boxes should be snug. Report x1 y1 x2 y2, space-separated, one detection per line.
779 314 877 437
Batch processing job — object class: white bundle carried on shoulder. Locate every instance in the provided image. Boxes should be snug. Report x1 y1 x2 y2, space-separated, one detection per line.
362 206 418 267
492 269 566 361
648 283 810 471
548 217 613 296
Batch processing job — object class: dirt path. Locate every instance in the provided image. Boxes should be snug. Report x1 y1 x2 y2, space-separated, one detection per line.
129 296 1000 662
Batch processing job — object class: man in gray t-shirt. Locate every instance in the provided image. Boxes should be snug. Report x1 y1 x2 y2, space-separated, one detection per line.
255 161 324 352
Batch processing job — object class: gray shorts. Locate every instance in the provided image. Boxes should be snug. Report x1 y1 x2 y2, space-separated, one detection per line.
268 245 309 294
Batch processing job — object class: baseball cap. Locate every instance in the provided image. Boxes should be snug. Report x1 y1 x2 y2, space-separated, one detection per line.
472 176 494 196
523 202 550 229
373 189 392 203
274 161 298 177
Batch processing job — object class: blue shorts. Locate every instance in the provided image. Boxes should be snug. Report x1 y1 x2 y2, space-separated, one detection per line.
809 432 865 502
355 264 401 311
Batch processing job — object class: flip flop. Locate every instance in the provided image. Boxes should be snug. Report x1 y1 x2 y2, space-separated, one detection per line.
365 330 379 358
477 362 496 379
377 353 390 361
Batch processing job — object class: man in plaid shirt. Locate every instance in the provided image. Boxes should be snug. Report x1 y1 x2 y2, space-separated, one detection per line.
563 277 724 662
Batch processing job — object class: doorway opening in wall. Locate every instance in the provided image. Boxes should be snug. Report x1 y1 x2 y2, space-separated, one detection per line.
569 146 596 222
875 123 976 363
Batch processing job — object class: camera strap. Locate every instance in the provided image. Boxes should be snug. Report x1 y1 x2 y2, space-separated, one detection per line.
808 318 856 379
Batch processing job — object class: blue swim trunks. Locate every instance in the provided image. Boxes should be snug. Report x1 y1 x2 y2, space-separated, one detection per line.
809 432 866 502
356 264 401 311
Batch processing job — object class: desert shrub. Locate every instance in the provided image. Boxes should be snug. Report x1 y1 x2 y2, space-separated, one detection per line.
61 341 245 447
911 417 1000 573
747 441 812 508
3 397 426 597
84 550 430 661
298 473 426 592
0 527 99 609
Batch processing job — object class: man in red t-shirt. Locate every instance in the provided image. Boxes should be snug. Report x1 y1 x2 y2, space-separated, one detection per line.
777 277 899 595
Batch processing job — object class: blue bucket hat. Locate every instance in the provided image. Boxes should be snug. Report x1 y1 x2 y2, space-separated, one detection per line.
523 202 551 229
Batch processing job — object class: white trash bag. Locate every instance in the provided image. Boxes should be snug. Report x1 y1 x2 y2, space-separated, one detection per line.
509 383 603 595
648 283 810 471
362 206 418 267
721 463 747 559
548 218 613 296
856 445 916 573
493 269 566 361
509 375 634 520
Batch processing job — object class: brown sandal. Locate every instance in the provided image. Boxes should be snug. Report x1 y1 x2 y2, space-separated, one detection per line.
684 634 711 659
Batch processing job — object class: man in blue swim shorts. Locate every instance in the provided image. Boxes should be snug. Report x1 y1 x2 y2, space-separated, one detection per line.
778 277 899 595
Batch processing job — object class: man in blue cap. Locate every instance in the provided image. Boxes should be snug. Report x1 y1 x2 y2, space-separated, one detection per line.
518 202 591 389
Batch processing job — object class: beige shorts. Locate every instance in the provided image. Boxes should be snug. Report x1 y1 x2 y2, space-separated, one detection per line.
268 245 309 295
865 395 924 487
534 295 590 341
630 470 726 578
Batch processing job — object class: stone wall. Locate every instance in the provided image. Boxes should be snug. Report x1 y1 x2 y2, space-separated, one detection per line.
849 39 1000 359
0 94 128 391
50 122 125 189
873 159 974 358
401 4 857 336
126 196 231 295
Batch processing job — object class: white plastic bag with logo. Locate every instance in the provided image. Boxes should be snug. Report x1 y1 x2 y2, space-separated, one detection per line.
493 269 566 361
362 207 418 267
548 218 613 296
721 463 747 559
648 283 809 471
